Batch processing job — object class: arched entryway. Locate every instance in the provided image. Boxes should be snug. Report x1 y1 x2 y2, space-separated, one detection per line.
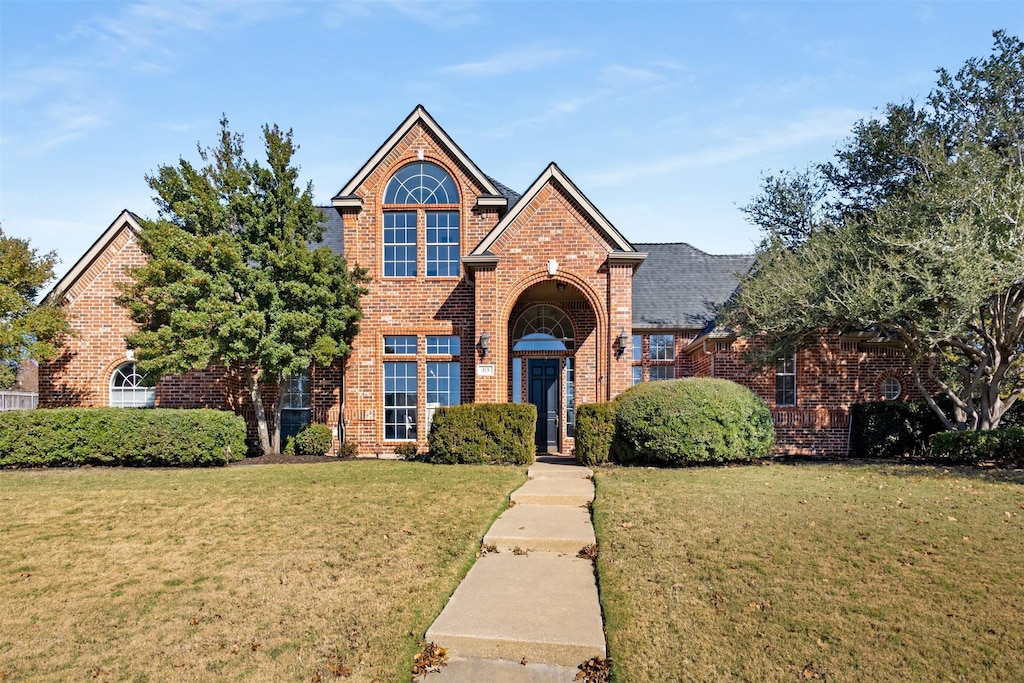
508 281 598 453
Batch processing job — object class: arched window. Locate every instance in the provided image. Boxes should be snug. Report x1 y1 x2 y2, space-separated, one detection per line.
384 162 459 204
109 362 155 408
512 305 575 352
382 162 461 279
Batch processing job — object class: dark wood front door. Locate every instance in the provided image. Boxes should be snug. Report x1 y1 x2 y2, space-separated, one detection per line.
528 359 559 453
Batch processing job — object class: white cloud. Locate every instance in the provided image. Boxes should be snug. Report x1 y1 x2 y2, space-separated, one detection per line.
583 108 863 186
442 46 583 76
387 0 481 30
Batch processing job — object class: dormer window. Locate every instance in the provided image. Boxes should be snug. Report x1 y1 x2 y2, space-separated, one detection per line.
383 162 461 279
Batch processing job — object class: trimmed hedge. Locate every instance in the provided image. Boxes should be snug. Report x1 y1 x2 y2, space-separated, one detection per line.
427 403 537 465
574 402 617 466
851 398 1024 459
850 398 950 459
930 427 1024 467
0 408 246 468
291 423 334 456
613 378 774 466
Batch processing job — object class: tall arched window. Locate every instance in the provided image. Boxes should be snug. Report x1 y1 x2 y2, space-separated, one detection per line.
382 162 461 278
109 362 155 408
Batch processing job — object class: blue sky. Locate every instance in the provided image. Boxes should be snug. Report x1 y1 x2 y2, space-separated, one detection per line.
2 1 1021 285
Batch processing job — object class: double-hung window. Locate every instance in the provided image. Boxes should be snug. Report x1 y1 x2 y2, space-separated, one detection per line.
776 355 797 406
383 212 417 277
650 334 675 361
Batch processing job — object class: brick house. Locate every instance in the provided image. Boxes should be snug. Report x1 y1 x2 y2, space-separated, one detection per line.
41 106 918 457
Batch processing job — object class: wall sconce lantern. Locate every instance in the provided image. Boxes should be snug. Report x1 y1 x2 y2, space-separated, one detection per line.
556 281 567 292
479 331 490 358
616 328 629 358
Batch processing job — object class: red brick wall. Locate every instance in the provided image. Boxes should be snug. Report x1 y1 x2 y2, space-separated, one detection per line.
40 225 231 410
685 335 922 457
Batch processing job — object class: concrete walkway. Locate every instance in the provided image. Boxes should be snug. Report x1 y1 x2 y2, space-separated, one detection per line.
420 457 605 681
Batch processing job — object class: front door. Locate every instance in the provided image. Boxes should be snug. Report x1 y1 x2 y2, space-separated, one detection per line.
528 359 559 453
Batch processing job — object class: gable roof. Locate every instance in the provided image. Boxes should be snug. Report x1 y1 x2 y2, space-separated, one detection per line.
44 209 143 305
332 105 501 204
471 162 637 256
630 243 754 330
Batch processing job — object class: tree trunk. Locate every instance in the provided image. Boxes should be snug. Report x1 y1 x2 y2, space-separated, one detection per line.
271 371 284 454
245 366 273 455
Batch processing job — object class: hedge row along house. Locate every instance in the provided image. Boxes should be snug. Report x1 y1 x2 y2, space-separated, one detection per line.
40 106 918 457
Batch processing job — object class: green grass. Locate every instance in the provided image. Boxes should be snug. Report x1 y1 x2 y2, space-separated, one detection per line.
594 463 1024 682
0 461 524 682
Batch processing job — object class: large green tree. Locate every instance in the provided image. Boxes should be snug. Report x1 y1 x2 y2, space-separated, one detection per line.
0 227 72 389
118 119 367 454
725 31 1024 431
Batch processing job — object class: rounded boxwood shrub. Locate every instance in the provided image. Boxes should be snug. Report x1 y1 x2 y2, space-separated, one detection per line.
574 402 617 466
613 378 774 466
427 403 536 465
291 423 334 456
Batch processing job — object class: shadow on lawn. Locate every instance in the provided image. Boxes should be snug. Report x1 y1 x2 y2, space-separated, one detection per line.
771 457 1024 486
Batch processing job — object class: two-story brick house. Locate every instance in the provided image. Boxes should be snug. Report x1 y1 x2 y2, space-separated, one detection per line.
41 106 918 457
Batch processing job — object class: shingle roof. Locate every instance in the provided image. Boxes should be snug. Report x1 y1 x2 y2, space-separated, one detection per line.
485 175 522 209
631 243 754 330
312 207 345 254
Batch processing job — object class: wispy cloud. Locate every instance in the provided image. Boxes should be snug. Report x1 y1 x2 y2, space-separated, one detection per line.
2 1 292 156
583 108 863 186
441 46 583 76
387 0 481 30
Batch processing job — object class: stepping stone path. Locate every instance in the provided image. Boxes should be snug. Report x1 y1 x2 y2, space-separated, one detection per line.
420 458 605 682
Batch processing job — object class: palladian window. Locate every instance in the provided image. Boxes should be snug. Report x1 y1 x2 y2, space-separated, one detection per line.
512 305 575 352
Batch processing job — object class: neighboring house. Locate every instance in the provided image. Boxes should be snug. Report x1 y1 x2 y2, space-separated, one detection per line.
40 106 918 456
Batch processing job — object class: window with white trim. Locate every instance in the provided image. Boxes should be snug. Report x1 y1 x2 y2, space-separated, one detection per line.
384 362 417 441
632 335 642 362
632 366 643 385
776 356 797 406
280 373 311 442
880 376 902 401
384 162 459 204
650 334 675 361
384 335 417 355
426 362 460 408
110 362 155 408
426 335 460 356
426 212 460 277
383 212 417 277
649 365 675 381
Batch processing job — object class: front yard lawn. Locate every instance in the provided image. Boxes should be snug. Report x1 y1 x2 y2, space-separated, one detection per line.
0 461 523 682
594 463 1024 682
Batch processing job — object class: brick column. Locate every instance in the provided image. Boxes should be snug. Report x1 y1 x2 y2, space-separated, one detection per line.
473 266 502 403
607 263 634 400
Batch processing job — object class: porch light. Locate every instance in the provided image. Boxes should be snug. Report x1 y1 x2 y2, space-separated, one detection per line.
616 328 629 358
556 281 567 292
479 331 490 358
